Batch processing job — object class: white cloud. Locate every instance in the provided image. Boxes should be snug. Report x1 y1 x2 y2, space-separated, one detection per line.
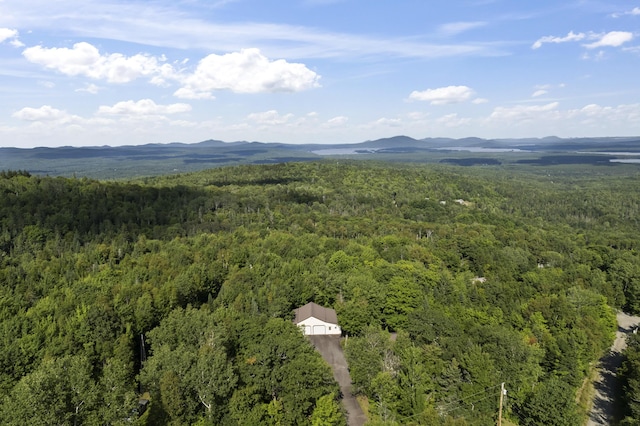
5 101 199 147
475 102 640 137
612 7 640 18
535 84 552 90
76 83 101 94
173 88 215 100
583 31 633 49
97 99 191 116
472 98 489 104
533 83 565 96
532 31 585 49
247 110 294 126
22 42 169 83
0 28 23 47
533 31 634 51
409 85 475 105
0 28 17 43
437 113 471 128
174 48 320 99
12 105 79 123
488 102 560 122
569 103 640 123
439 21 487 36
579 104 609 117
372 117 403 127
324 116 349 127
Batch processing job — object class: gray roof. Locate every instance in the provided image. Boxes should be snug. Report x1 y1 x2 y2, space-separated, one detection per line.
294 302 338 325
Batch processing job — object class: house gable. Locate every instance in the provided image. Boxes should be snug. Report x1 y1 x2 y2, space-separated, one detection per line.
294 302 341 336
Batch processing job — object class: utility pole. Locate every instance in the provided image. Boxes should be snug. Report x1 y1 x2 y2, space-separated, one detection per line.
498 382 505 426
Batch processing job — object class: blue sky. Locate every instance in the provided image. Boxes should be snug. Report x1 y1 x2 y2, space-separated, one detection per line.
0 0 639 148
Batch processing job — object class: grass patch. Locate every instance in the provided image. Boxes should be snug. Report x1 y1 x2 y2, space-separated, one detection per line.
576 365 599 424
357 395 370 421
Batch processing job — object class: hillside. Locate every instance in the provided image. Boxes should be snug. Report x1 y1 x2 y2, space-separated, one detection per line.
3 135 640 178
1 161 640 424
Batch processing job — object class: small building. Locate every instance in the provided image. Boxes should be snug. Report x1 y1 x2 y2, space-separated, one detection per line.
294 302 341 336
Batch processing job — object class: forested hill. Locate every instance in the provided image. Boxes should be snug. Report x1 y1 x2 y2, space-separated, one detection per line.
3 135 640 178
1 161 639 424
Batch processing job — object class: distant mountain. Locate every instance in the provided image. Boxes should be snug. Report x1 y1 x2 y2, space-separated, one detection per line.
360 135 423 148
2 135 640 178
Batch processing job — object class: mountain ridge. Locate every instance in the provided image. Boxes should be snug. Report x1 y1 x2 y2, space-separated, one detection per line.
3 135 640 178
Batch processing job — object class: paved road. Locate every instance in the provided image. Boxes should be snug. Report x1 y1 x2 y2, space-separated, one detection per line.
308 335 367 426
587 311 640 426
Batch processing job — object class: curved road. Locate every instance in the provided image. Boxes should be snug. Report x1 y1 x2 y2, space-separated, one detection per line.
587 311 640 426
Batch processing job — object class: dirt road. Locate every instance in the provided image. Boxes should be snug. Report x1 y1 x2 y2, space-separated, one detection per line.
308 335 367 426
587 311 640 425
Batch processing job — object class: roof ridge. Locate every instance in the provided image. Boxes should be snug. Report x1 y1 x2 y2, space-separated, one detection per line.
294 302 338 324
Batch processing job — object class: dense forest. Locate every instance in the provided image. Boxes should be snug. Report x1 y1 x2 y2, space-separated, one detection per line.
1 161 640 425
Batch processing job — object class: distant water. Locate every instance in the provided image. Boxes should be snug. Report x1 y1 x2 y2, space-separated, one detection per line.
610 159 640 164
578 151 640 156
311 148 375 155
312 147 532 155
311 146 640 157
435 147 531 153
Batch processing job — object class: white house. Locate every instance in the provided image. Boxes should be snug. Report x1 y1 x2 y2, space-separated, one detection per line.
294 302 342 336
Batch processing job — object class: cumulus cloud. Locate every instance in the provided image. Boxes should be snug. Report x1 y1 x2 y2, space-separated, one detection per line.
570 103 640 122
478 102 640 136
583 31 633 49
97 99 191 116
22 42 169 83
0 28 17 43
579 104 610 117
174 48 320 99
18 38 486 105
409 85 475 105
324 116 349 127
247 110 294 126
12 105 80 123
532 90 547 97
0 28 23 47
532 31 585 49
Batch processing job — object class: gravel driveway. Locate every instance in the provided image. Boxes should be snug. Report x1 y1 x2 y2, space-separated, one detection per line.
587 311 640 425
308 335 367 426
